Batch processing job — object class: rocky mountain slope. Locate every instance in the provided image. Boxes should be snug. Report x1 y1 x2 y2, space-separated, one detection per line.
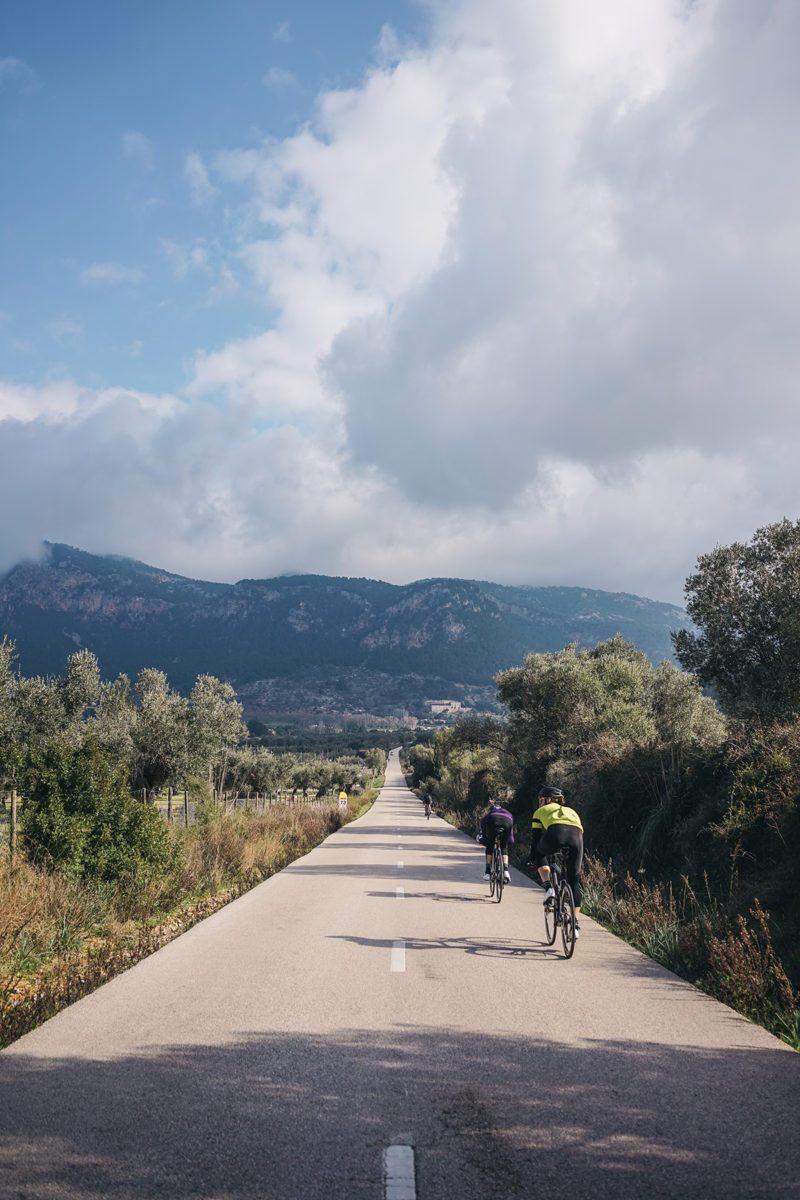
0 543 691 721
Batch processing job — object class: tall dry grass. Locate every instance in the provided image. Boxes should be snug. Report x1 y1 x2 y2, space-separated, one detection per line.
581 857 799 1049
0 795 371 1048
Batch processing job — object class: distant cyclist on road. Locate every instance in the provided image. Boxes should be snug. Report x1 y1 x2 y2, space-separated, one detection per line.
528 786 584 938
424 792 432 818
477 797 514 883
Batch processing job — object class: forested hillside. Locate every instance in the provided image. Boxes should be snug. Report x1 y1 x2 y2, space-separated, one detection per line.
0 543 689 719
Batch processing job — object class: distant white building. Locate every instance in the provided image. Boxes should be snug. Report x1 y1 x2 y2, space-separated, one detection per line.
427 699 466 714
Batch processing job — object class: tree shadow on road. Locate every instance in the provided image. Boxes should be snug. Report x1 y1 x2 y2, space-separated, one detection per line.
2 1024 797 1200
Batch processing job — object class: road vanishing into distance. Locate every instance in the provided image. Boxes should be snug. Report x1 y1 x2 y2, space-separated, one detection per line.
2 749 798 1199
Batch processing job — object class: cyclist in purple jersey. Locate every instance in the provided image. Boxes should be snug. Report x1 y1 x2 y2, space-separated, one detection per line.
477 801 514 883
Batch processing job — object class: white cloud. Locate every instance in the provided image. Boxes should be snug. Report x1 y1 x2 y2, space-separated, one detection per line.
48 317 84 345
184 152 218 206
0 57 38 93
81 262 144 285
0 381 177 424
180 0 800 595
160 237 210 279
2 0 799 609
263 67 299 92
273 21 291 43
307 0 800 514
122 130 156 171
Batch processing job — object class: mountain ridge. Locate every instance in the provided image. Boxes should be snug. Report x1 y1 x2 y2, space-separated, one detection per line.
0 543 691 721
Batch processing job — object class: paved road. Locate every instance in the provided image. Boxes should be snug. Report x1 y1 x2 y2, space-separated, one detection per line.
1 750 798 1199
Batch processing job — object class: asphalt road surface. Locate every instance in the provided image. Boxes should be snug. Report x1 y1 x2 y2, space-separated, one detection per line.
1 749 798 1199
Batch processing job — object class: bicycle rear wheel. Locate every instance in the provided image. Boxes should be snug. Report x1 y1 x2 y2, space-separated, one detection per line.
560 882 576 958
493 844 504 902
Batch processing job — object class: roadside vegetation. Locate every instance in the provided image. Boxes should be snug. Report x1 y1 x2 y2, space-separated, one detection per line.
5 518 800 1053
0 789 378 1049
0 649 384 1048
407 519 800 1050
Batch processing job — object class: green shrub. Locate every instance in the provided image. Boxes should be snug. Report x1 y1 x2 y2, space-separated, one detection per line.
20 738 175 884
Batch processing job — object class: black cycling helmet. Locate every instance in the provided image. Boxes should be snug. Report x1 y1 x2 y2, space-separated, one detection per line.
538 785 563 799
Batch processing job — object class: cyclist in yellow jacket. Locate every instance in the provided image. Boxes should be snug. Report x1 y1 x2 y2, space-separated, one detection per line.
528 786 584 938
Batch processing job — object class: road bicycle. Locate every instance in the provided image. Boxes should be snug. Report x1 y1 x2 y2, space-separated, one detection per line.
489 835 505 902
543 850 577 958
425 802 431 819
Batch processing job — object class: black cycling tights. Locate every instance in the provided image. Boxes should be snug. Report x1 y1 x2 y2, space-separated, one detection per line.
535 825 584 907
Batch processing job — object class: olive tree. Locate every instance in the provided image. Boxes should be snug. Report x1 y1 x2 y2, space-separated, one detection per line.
673 518 800 719
10 649 101 750
130 669 188 801
89 674 137 769
496 636 658 781
186 674 247 795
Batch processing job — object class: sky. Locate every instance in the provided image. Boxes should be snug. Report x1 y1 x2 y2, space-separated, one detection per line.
1 0 798 606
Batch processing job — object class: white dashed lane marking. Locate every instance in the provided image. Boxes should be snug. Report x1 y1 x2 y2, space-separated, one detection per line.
390 941 406 972
383 1144 416 1199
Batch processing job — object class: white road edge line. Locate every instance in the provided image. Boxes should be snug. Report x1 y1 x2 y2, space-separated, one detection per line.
397 860 404 869
383 1144 416 1200
390 941 406 972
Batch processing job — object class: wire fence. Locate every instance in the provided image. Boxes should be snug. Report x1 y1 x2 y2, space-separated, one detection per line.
1 786 352 855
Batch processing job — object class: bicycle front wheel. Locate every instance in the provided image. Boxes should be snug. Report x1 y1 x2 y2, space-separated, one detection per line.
560 883 576 958
544 893 557 944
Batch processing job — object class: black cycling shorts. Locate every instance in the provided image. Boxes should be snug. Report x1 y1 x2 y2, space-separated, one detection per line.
484 815 513 851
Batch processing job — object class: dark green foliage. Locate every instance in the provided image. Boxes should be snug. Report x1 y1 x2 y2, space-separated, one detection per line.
674 518 800 720
407 741 438 789
20 738 174 883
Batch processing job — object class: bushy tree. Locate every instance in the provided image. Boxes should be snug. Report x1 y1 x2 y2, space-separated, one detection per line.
88 674 136 768
0 638 23 789
58 649 101 725
131 669 188 800
20 737 174 883
650 660 726 746
673 518 800 719
186 674 248 794
496 636 658 785
9 649 101 750
407 741 438 788
364 747 387 777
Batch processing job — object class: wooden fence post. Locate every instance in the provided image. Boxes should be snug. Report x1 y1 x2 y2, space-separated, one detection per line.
184 790 189 827
167 786 173 823
10 789 17 861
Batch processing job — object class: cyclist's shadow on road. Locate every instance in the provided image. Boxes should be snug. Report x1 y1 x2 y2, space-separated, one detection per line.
327 933 567 959
365 889 486 903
